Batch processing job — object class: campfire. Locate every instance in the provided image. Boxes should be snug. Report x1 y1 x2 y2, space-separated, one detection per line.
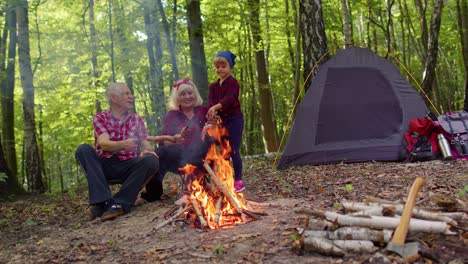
154 124 264 230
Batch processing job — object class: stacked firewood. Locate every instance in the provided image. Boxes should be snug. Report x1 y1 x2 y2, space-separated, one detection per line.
293 197 466 257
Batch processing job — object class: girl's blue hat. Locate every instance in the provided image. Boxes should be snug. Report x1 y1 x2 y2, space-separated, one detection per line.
216 51 236 68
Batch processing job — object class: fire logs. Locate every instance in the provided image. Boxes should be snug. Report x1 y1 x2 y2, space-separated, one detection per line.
294 200 464 257
153 124 267 230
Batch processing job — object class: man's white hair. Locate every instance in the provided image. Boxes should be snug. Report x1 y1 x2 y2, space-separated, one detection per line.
105 82 127 104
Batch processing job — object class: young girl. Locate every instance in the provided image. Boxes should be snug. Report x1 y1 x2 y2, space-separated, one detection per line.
206 51 245 192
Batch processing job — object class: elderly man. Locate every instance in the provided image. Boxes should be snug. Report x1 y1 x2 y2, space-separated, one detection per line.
75 82 159 221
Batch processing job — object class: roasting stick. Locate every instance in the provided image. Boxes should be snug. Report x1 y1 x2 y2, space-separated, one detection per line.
203 162 248 222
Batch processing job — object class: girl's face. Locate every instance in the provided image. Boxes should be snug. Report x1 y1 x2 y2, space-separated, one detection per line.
214 61 231 80
177 87 196 109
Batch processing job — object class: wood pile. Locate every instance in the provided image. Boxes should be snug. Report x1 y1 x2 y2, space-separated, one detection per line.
293 197 466 260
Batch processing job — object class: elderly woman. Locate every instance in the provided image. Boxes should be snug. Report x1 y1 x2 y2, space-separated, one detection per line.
137 77 208 205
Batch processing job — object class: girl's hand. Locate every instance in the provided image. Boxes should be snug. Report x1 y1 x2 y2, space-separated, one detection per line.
206 106 217 119
201 124 214 140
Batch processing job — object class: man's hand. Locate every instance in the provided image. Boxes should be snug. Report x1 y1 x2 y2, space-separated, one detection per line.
140 149 159 158
122 138 138 151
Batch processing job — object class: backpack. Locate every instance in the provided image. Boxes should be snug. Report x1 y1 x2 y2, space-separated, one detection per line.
437 111 468 160
401 117 440 162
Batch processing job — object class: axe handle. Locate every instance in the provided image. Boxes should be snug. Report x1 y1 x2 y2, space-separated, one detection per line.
391 177 425 244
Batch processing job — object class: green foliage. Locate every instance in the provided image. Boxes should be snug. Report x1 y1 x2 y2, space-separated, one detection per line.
3 0 465 193
457 185 468 199
0 172 7 183
290 233 300 241
343 184 354 192
212 242 224 256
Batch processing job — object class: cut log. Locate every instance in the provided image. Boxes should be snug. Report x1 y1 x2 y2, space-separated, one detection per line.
300 236 345 256
303 227 392 242
306 218 339 231
332 240 377 253
191 198 208 228
296 208 454 234
342 201 461 226
214 196 223 225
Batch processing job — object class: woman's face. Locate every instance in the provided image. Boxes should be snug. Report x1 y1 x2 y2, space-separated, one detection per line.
177 87 196 109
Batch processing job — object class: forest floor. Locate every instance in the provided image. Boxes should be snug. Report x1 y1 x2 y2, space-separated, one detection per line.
0 158 467 264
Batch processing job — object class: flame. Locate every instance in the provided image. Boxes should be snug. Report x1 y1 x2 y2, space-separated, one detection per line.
179 124 249 229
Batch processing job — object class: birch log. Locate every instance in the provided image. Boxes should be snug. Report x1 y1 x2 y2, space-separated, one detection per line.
342 201 462 226
296 208 454 234
300 236 345 256
303 227 393 242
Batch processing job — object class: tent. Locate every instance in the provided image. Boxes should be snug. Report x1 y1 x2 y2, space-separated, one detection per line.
277 47 429 169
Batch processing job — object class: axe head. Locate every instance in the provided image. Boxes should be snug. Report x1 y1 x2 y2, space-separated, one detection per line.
386 241 420 260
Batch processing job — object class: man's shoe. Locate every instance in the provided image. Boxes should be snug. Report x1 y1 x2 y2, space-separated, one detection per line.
100 204 124 222
234 180 245 192
87 204 106 220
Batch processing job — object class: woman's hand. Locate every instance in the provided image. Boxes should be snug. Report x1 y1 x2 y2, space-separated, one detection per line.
173 134 185 144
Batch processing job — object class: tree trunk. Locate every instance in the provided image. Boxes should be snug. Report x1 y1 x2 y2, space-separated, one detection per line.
186 0 208 100
87 0 102 112
156 0 179 83
108 0 116 82
300 0 329 91
143 0 165 133
247 0 278 153
414 0 428 61
17 0 45 193
291 0 302 109
1 2 21 193
421 0 444 105
341 0 353 47
457 0 468 111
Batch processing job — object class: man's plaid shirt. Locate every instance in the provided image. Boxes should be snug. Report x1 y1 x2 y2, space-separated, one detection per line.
93 110 147 160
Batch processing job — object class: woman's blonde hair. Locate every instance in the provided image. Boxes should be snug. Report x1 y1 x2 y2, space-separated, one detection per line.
167 77 203 110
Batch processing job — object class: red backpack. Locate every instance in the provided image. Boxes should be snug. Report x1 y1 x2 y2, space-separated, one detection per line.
401 117 440 162
437 111 468 160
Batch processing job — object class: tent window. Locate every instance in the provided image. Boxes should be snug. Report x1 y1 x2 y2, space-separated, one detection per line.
315 67 402 144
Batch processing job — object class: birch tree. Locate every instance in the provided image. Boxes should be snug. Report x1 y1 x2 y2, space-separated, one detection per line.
300 0 328 91
17 0 44 193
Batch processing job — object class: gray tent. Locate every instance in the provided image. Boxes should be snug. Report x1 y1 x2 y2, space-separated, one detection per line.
277 47 428 169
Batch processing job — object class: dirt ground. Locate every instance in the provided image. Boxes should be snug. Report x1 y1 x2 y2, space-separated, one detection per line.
0 158 467 263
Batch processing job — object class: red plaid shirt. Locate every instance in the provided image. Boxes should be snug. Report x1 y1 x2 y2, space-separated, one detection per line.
93 110 148 160
208 75 242 118
160 105 208 148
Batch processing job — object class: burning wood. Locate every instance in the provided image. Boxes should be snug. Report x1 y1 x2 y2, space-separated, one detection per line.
154 124 263 230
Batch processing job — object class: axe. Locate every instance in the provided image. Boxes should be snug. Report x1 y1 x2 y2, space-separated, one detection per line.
386 177 424 261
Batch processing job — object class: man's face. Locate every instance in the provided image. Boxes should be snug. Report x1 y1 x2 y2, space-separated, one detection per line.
113 85 134 110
